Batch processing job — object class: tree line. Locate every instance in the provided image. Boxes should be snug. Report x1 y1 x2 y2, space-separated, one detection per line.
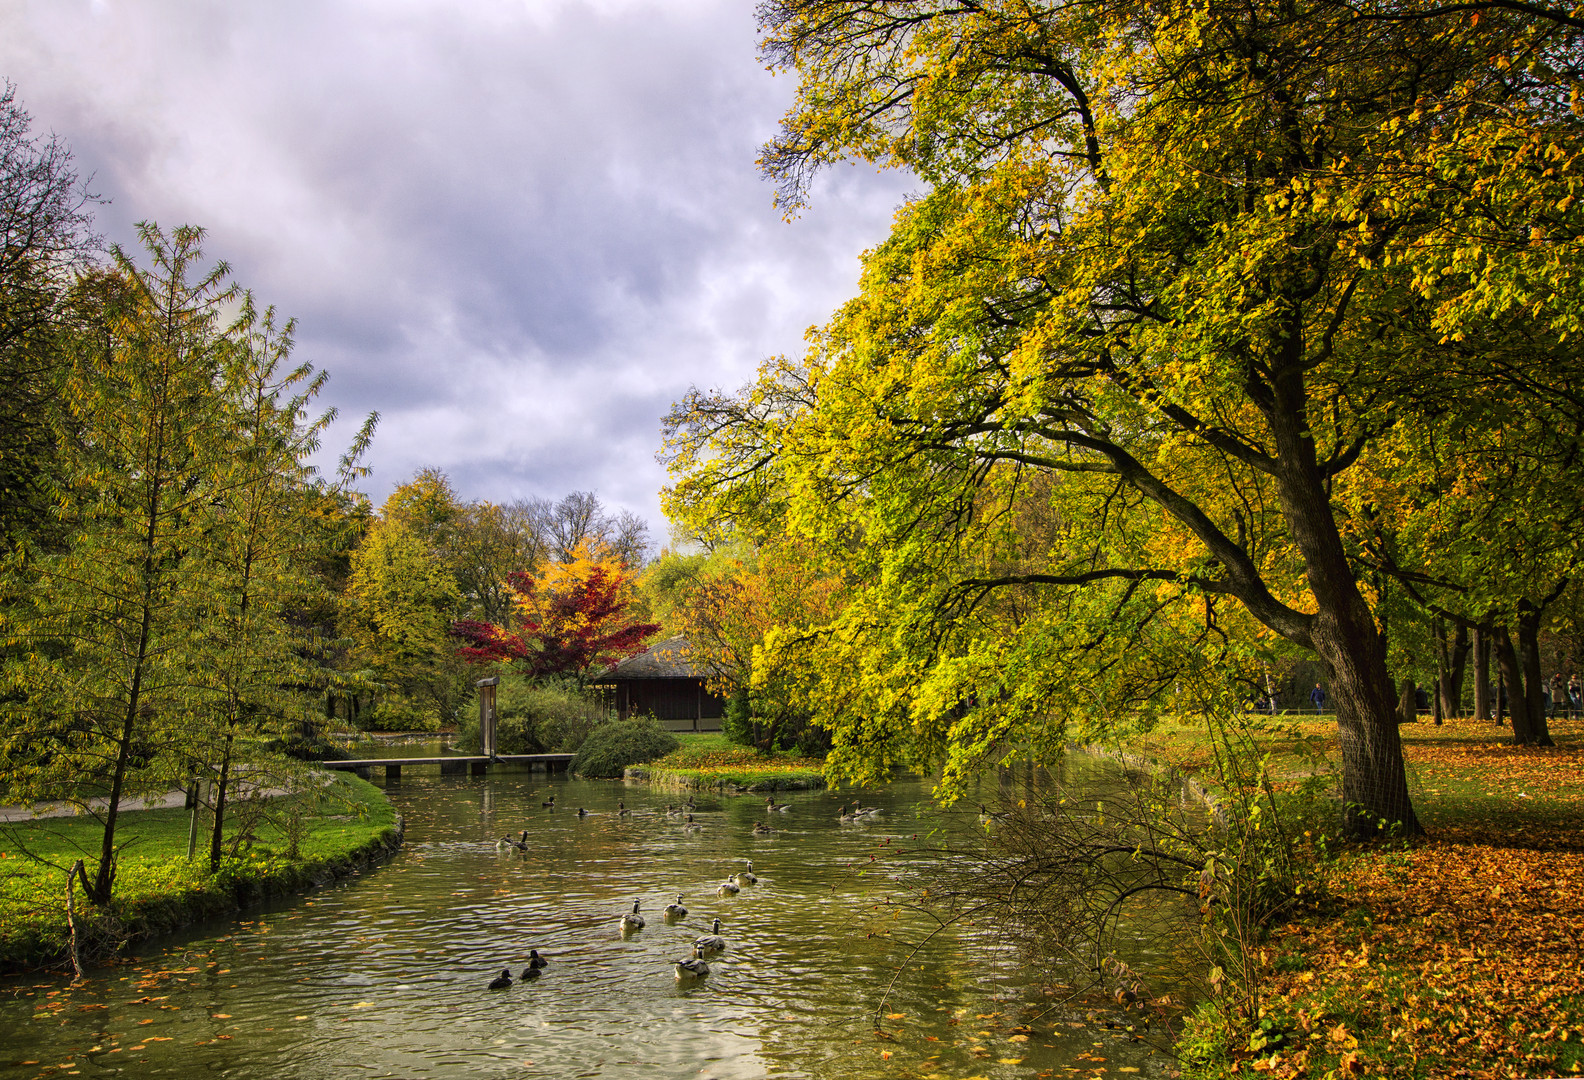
0 81 655 905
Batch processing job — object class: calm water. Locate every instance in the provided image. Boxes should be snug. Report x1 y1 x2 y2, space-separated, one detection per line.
0 769 1180 1079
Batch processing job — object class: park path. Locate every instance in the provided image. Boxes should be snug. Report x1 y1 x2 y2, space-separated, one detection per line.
0 790 192 823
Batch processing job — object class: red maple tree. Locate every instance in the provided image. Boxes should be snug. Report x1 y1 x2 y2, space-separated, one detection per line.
452 542 658 679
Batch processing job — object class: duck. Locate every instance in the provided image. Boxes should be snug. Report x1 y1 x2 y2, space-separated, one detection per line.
764 796 792 813
694 918 727 955
487 968 513 990
663 894 688 920
617 800 631 817
716 878 740 897
619 899 645 933
978 803 1009 827
495 830 529 852
683 814 703 832
663 804 680 817
734 861 758 885
752 821 774 836
541 795 556 809
674 944 710 981
577 807 590 818
523 949 549 971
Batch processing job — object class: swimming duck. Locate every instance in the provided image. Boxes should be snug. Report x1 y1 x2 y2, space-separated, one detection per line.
663 894 688 920
694 918 727 955
487 968 513 990
663 804 680 817
619 899 645 933
524 949 549 971
683 814 703 832
716 878 740 897
577 807 590 818
978 803 1008 827
674 944 710 981
764 796 792 813
617 800 630 817
752 821 774 836
496 830 529 852
541 795 556 809
734 861 758 885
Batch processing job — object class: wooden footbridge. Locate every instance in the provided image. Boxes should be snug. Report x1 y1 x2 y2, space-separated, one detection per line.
321 753 573 781
321 680 574 781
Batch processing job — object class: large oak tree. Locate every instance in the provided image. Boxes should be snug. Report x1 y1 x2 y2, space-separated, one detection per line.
666 0 1584 835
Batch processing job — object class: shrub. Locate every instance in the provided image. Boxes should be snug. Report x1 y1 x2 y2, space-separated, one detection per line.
570 716 679 778
364 694 441 732
456 677 612 753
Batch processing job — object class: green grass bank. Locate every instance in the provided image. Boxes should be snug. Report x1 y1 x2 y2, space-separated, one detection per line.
0 772 401 974
627 732 827 792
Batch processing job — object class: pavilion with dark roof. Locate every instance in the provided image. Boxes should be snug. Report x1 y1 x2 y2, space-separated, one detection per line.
588 636 728 731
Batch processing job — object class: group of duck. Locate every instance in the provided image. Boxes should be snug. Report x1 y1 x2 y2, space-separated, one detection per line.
485 867 751 989
485 791 885 987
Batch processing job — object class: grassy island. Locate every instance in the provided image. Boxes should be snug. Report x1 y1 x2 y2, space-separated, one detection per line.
0 773 400 974
628 732 827 792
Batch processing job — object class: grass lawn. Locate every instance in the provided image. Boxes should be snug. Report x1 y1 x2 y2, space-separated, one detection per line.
635 732 826 791
0 772 399 973
1142 714 1584 1078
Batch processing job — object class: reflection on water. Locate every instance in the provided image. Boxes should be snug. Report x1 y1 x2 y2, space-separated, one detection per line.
0 768 1180 1079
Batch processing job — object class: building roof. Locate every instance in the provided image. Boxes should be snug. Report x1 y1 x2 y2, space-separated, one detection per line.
587 636 729 683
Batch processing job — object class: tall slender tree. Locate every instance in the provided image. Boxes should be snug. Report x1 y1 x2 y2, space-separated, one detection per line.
2 224 238 903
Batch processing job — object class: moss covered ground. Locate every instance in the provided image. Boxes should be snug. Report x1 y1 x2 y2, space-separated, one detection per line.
0 772 399 973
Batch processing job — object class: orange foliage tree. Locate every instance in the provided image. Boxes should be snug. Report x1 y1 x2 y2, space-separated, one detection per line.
665 541 847 752
451 539 658 681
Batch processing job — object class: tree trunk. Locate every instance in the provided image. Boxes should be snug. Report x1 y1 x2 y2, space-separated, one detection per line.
1310 618 1421 836
1515 607 1555 747
1398 678 1417 726
1436 620 1469 718
66 859 85 981
1493 628 1535 744
1267 377 1420 837
209 733 234 873
1473 628 1491 722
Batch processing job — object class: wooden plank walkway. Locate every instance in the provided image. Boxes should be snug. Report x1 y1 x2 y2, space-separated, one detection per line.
321 754 573 779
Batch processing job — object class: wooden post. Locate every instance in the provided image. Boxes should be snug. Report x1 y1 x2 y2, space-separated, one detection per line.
476 677 499 757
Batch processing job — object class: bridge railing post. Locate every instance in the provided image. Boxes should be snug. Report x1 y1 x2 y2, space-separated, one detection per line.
476 677 500 758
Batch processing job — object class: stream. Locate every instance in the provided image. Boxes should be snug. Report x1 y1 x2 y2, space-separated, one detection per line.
1 764 1184 1079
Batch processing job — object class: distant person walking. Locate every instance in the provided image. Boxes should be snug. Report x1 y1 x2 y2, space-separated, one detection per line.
1570 675 1582 720
1309 683 1326 714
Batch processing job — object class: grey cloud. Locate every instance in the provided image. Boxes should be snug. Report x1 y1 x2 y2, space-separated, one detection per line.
0 0 914 533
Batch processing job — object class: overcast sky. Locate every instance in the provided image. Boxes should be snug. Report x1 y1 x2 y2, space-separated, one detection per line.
0 0 911 544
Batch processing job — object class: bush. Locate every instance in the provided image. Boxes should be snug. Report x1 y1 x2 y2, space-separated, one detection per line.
570 716 679 778
363 694 441 732
456 677 611 753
